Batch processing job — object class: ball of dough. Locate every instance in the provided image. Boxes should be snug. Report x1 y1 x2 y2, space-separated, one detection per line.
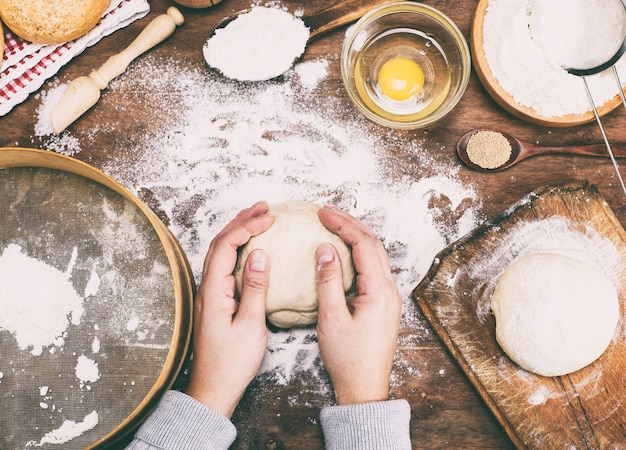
491 253 619 377
234 200 355 329
0 0 109 45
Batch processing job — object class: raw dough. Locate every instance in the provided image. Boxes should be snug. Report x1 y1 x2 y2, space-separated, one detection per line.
491 252 619 377
0 0 109 44
234 200 355 329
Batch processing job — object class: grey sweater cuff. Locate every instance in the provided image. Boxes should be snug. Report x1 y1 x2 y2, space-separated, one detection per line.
128 390 237 450
320 399 412 450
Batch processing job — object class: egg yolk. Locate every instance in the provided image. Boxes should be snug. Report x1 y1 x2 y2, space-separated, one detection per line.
377 57 424 102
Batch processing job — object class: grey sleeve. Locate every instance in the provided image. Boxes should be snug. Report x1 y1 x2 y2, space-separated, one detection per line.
320 399 412 450
125 390 237 450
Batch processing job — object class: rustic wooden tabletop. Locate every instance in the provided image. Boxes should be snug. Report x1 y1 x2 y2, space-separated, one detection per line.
1 0 625 448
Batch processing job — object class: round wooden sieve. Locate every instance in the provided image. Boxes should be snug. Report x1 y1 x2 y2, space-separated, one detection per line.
0 148 194 449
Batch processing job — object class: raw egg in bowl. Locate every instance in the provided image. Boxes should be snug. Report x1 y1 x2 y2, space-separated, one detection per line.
341 2 470 129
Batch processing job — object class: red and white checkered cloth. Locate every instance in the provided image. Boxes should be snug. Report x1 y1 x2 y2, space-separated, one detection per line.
0 0 149 116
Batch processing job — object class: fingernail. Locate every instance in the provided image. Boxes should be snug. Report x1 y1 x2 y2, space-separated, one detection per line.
316 243 336 265
248 250 268 272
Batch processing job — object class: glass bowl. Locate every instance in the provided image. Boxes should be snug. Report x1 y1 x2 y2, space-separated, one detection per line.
341 2 471 129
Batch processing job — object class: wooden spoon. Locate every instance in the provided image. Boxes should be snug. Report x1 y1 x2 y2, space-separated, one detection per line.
204 0 390 80
456 129 626 171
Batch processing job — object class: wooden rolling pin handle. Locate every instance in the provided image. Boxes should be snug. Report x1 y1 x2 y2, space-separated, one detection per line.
91 7 184 89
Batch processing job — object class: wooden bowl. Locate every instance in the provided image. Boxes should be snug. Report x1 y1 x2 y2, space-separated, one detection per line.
471 0 625 127
0 148 194 449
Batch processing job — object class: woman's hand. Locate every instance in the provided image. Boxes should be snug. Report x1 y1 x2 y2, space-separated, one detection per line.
315 205 402 406
186 201 274 419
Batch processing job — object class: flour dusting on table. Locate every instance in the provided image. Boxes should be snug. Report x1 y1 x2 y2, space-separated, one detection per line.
26 411 99 447
33 51 483 397
0 244 84 356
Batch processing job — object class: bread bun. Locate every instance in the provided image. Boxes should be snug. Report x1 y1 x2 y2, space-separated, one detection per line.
0 0 109 45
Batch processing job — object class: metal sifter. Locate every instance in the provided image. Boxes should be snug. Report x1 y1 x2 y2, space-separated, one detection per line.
531 0 626 196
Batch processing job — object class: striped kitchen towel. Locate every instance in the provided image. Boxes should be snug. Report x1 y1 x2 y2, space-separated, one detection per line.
0 0 150 116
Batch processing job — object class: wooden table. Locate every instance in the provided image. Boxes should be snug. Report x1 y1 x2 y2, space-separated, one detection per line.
1 1 625 448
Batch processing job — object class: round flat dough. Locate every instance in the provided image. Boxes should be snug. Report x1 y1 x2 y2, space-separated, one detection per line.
491 252 619 377
0 0 109 44
234 200 355 329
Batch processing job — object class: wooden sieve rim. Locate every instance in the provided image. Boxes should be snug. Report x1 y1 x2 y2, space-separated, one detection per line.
0 147 194 448
471 0 625 127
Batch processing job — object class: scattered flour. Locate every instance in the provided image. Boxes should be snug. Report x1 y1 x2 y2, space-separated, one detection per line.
483 0 626 117
295 59 329 89
126 317 140 331
75 355 100 386
26 411 99 447
528 385 549 405
33 82 82 156
32 49 483 388
92 336 101 354
0 244 84 356
203 6 310 81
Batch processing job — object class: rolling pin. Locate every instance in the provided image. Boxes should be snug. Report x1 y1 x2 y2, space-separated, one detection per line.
51 7 185 134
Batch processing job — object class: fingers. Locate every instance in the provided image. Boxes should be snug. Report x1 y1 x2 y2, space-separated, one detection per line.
236 249 270 323
197 201 273 325
315 243 350 322
316 206 401 406
187 202 274 418
318 205 392 290
202 201 274 279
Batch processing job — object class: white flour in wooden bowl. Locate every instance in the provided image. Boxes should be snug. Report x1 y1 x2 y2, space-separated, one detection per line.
482 0 626 118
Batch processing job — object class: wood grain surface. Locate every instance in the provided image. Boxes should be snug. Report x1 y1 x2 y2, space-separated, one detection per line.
2 0 626 448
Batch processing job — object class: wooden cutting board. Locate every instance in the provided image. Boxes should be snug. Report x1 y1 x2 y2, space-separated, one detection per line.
412 180 626 449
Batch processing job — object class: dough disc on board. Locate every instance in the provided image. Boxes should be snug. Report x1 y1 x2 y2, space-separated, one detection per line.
491 252 619 377
234 200 355 329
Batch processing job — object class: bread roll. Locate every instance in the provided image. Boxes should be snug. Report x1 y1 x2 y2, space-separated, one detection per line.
0 0 109 45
